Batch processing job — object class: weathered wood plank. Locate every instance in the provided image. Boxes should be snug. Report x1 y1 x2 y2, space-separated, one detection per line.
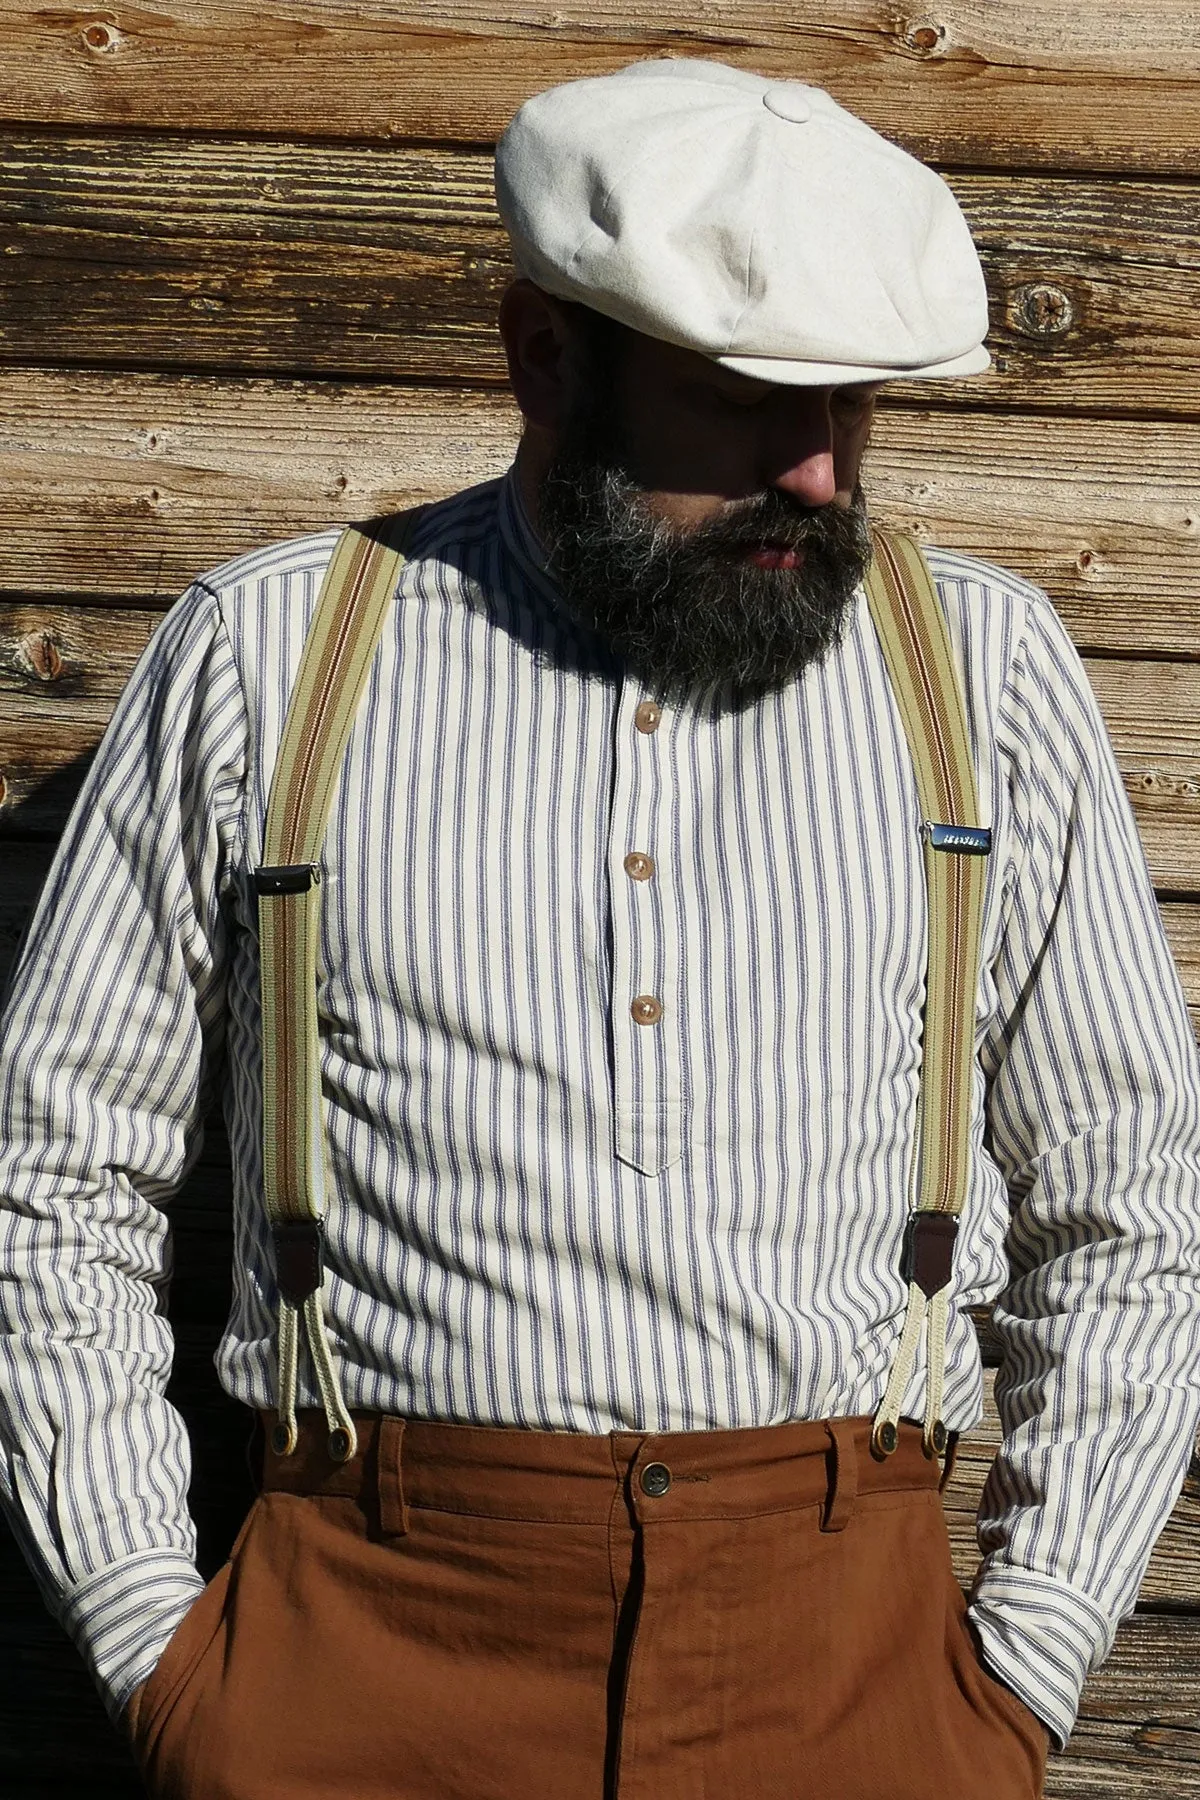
1086 663 1200 896
0 370 519 605
1164 904 1200 1041
0 601 155 718
0 841 52 987
1053 1638 1200 1796
6 3 1200 176
0 716 106 838
2 371 1198 659
5 134 1200 420
870 409 1200 660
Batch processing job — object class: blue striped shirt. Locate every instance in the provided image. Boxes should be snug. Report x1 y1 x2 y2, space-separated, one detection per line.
2 468 1200 1748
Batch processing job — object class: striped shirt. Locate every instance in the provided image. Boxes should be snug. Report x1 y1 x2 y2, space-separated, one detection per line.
2 468 1200 1749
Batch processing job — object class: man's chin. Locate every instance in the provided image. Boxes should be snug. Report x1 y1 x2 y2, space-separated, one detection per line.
536 450 870 704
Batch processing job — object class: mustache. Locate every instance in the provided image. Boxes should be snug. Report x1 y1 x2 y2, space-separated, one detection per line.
664 490 863 556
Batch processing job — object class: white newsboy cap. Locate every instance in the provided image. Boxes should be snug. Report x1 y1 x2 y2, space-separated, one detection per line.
495 58 990 385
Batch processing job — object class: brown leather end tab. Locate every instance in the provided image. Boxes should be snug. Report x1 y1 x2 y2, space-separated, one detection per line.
901 1212 958 1298
273 1218 326 1305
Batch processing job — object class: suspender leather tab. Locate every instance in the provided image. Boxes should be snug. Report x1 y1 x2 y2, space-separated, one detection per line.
273 1218 327 1306
901 1212 959 1299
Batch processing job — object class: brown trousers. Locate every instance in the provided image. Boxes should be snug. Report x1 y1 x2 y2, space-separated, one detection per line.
132 1411 1048 1799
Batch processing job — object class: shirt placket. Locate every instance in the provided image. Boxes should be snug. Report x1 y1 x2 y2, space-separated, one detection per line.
607 688 684 1173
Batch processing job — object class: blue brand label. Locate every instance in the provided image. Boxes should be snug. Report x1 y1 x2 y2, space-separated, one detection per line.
925 822 992 856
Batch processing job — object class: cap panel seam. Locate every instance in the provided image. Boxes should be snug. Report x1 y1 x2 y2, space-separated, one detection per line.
721 158 766 354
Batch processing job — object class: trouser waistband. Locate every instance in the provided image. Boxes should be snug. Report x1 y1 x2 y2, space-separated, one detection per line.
258 1410 955 1534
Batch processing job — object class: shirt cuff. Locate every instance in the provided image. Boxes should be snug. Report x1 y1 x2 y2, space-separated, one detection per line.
967 1567 1115 1751
58 1550 207 1724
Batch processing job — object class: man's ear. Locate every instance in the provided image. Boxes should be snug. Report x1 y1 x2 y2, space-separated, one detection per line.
497 280 578 432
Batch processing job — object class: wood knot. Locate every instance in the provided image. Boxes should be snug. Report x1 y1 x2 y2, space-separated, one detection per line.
82 19 120 51
16 630 64 683
1011 282 1075 340
0 772 7 809
1076 546 1096 575
902 18 946 54
1133 768 1200 800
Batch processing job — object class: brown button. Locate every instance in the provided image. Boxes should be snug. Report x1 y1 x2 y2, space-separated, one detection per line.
623 852 656 882
634 701 662 734
630 994 663 1026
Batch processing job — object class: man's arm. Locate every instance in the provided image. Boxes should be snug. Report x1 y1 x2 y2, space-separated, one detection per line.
0 581 247 1723
970 582 1200 1749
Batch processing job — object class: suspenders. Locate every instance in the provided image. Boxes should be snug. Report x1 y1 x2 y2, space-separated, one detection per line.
861 533 991 1460
254 509 427 1461
254 519 989 1468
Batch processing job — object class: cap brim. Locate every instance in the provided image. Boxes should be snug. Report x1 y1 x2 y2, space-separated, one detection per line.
715 343 992 385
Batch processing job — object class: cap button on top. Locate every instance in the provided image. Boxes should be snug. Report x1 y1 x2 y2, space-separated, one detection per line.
762 84 813 124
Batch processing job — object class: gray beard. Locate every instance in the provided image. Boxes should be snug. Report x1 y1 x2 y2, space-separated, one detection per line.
536 425 873 710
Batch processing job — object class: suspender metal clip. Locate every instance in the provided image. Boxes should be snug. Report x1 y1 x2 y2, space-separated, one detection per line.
921 821 992 856
255 863 321 895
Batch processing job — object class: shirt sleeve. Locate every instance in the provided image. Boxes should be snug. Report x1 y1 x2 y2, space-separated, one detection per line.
968 584 1200 1749
0 581 248 1721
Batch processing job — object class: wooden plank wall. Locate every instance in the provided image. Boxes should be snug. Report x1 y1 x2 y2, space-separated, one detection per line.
2 4 1199 1792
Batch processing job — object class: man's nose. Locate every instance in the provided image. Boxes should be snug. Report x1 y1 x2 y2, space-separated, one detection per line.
763 393 838 509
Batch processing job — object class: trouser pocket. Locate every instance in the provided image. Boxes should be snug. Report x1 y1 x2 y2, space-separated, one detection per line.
135 1498 262 1794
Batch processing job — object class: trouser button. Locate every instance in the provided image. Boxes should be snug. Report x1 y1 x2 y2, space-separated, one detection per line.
641 1461 671 1497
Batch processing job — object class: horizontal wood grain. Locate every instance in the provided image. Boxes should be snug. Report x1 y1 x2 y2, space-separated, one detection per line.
4 134 1200 419
5 3 1200 176
2 370 1198 657
1086 664 1200 893
1164 903 1200 1038
0 601 155 717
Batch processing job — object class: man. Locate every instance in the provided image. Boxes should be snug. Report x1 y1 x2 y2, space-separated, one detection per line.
2 56 1199 1800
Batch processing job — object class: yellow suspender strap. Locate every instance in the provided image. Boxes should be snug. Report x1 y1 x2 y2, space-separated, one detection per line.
862 530 990 1462
255 510 426 1462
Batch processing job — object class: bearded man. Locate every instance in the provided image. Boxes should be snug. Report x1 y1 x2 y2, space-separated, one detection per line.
2 57 1200 1800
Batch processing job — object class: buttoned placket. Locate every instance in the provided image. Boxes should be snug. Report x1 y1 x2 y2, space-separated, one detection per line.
606 688 684 1173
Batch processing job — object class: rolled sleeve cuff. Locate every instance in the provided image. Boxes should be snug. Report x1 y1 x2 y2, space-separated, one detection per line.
968 1568 1115 1751
58 1550 207 1724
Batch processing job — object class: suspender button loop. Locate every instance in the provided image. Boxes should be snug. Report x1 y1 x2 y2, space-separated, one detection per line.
872 1420 899 1458
270 1420 295 1457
